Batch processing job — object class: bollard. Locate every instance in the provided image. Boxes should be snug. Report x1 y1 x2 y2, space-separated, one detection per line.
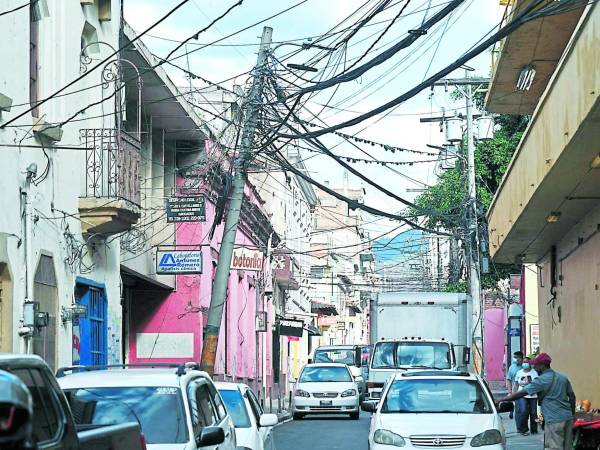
269 387 273 413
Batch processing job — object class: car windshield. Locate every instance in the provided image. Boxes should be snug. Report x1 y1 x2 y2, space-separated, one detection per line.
381 379 493 414
64 386 188 444
314 349 354 365
371 342 451 369
218 389 251 428
299 366 352 382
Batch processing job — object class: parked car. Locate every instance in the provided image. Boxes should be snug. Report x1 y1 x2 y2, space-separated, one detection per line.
57 363 237 450
216 382 278 450
311 345 366 401
362 370 514 449
292 363 360 420
0 354 145 450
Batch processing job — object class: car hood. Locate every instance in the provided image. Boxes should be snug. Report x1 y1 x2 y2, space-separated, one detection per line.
296 381 356 393
146 443 194 450
234 427 257 448
375 413 499 438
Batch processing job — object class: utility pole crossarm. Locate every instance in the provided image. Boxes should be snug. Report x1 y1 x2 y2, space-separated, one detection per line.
432 77 491 86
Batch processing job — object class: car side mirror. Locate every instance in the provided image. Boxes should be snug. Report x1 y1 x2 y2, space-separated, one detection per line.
259 413 279 427
196 426 225 447
361 401 377 413
497 401 514 414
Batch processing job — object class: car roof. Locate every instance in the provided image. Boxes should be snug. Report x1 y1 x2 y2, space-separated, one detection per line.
57 368 210 389
315 345 354 350
392 370 477 381
303 363 349 368
214 382 248 391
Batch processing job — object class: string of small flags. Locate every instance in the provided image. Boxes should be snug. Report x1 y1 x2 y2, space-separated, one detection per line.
299 145 440 166
303 121 437 156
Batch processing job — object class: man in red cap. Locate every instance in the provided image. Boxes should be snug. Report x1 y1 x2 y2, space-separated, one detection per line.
497 353 576 449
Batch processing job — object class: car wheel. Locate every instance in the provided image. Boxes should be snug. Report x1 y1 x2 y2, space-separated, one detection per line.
350 412 360 420
293 413 304 420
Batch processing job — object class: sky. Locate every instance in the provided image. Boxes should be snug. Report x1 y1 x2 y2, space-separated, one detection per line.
124 0 505 237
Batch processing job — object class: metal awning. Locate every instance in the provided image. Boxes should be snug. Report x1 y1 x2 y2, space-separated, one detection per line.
347 303 362 314
311 301 338 316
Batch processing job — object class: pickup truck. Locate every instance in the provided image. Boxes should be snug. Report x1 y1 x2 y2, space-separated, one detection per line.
0 354 145 450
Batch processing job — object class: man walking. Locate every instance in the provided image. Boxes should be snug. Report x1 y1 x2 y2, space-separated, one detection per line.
514 356 539 435
506 351 523 420
497 353 576 449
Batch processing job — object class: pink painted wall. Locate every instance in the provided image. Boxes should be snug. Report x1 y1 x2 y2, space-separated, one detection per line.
128 144 272 385
484 308 506 382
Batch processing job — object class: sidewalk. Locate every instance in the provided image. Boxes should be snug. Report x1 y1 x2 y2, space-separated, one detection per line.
262 395 292 422
502 413 544 450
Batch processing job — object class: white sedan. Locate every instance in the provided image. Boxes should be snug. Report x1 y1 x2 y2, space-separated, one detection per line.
362 370 513 449
216 382 278 450
292 363 360 420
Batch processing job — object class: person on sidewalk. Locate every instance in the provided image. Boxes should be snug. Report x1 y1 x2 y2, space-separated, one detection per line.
506 351 524 420
497 353 576 450
514 356 539 435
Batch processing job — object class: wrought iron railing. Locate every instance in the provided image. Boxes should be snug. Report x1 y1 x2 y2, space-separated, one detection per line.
80 128 141 206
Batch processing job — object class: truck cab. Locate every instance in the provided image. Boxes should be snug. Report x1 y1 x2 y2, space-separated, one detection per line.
366 338 458 400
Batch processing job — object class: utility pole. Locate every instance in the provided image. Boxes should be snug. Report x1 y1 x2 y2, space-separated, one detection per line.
423 74 490 374
200 27 273 376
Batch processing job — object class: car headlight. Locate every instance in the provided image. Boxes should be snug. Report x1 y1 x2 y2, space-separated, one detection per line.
471 429 502 447
341 389 357 398
294 389 310 398
373 429 406 447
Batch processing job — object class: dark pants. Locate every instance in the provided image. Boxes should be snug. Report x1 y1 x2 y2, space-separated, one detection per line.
516 397 538 433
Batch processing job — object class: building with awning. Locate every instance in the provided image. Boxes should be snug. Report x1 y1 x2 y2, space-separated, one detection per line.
486 1 599 405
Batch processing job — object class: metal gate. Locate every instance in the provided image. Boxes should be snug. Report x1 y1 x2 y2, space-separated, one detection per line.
75 281 108 366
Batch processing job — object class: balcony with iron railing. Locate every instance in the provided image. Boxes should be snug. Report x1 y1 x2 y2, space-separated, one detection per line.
78 128 142 236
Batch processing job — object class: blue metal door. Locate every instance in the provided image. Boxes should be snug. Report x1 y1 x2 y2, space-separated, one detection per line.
75 283 108 366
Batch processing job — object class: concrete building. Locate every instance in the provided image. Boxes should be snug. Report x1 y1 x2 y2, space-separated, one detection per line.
309 179 375 346
0 0 129 369
486 1 598 403
250 148 319 381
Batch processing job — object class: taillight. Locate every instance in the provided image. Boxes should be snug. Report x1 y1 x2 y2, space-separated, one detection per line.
140 433 147 450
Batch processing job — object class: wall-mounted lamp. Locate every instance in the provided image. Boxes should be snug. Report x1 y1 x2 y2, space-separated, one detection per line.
516 64 536 91
546 212 562 223
590 154 600 169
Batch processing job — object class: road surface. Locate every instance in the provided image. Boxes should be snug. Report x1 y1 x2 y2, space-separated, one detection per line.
273 412 543 450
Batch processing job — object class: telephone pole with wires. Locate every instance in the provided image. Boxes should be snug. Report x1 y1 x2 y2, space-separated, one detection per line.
424 71 491 375
200 26 273 376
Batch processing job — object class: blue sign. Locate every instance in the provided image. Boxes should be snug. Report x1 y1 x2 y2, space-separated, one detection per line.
508 328 521 337
156 250 202 274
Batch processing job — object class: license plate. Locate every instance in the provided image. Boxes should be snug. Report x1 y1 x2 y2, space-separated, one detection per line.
320 400 333 406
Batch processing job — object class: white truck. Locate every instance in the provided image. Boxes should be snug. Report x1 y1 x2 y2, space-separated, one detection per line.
366 292 469 400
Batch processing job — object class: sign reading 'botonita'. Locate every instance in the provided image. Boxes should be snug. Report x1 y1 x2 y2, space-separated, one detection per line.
231 247 264 271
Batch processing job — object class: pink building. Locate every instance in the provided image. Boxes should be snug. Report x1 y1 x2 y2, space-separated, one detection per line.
125 142 278 392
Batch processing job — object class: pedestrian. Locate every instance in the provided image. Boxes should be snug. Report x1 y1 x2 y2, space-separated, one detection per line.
497 353 576 450
514 356 539 435
506 351 523 420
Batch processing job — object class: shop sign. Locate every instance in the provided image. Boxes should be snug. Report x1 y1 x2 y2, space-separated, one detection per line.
318 316 337 326
156 250 202 274
278 318 304 337
166 195 206 222
530 324 540 352
231 247 263 271
256 311 267 332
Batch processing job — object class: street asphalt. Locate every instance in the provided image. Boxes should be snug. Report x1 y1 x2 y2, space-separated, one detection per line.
272 412 544 450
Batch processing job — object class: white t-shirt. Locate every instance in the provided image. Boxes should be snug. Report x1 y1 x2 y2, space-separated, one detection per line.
515 369 539 398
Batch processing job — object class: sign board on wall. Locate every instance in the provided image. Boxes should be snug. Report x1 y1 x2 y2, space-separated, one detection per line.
156 250 202 274
530 324 540 352
166 195 206 222
278 319 304 337
231 247 264 271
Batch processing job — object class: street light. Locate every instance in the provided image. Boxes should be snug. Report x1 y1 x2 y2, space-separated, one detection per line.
287 63 318 72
